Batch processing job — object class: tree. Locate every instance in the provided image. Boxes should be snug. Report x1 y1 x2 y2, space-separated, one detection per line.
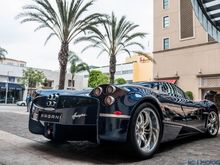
17 0 101 89
115 78 127 85
76 12 146 84
20 68 46 88
68 51 90 89
0 47 7 61
88 70 109 88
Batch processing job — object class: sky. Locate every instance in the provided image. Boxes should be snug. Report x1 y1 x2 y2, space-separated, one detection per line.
0 0 153 71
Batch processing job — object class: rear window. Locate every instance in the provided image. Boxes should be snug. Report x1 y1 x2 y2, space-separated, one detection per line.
138 82 159 90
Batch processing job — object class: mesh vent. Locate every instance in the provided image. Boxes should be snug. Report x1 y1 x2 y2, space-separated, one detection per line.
201 77 220 87
180 0 194 39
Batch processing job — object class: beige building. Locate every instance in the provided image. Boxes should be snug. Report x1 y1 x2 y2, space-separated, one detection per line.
153 0 220 100
125 54 153 82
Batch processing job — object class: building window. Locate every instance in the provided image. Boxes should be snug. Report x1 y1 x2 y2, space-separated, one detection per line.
28 82 37 88
7 62 13 66
115 71 122 75
42 80 54 88
163 0 169 10
163 16 170 28
180 0 194 39
163 38 170 50
8 77 15 83
20 63 25 67
122 70 133 75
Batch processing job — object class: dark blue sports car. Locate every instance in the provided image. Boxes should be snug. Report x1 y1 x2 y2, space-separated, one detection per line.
29 81 219 159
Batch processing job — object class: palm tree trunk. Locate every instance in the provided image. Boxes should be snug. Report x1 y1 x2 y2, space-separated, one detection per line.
58 41 69 89
109 55 116 84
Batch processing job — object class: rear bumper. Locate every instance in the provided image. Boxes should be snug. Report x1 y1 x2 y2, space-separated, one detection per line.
29 96 131 143
98 115 130 142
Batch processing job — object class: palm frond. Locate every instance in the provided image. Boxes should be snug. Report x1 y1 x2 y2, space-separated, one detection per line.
68 51 81 63
120 48 131 57
81 43 103 53
0 47 7 60
17 0 99 45
76 62 90 73
44 33 57 45
77 12 146 62
74 0 93 23
124 42 145 50
97 49 108 58
124 32 146 43
135 51 156 63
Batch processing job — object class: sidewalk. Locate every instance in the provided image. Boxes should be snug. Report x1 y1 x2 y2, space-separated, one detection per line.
0 130 92 165
0 103 17 106
0 105 28 115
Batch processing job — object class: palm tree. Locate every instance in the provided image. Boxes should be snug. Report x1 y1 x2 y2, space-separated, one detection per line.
17 0 101 89
0 47 7 61
76 12 147 84
68 51 89 89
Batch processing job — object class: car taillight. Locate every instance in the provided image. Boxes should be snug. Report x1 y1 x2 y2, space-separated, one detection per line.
113 111 122 115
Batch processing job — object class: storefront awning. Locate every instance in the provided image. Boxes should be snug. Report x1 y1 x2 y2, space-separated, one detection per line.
0 82 25 91
154 76 179 84
159 79 177 84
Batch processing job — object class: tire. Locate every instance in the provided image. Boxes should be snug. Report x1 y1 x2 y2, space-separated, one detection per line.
21 103 25 106
128 102 162 159
206 110 219 137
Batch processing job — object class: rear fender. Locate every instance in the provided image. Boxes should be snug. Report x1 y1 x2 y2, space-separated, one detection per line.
130 96 164 120
28 102 45 134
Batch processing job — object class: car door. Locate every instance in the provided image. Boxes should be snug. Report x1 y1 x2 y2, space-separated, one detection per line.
157 82 186 125
171 84 205 131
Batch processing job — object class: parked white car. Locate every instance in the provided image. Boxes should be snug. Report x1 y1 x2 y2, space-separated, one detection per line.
16 101 27 106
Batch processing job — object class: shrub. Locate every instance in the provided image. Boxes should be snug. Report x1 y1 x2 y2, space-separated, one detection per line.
185 91 194 100
115 78 127 85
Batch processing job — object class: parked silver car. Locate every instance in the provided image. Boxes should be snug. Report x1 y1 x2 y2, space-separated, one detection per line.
16 101 27 106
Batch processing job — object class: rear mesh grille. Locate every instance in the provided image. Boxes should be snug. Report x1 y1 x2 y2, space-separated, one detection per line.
180 0 194 39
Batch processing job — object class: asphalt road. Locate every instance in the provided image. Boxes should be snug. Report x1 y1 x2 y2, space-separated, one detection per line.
0 105 220 165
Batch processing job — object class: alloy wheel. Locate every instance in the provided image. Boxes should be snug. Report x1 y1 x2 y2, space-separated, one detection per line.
207 111 219 136
135 107 160 153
